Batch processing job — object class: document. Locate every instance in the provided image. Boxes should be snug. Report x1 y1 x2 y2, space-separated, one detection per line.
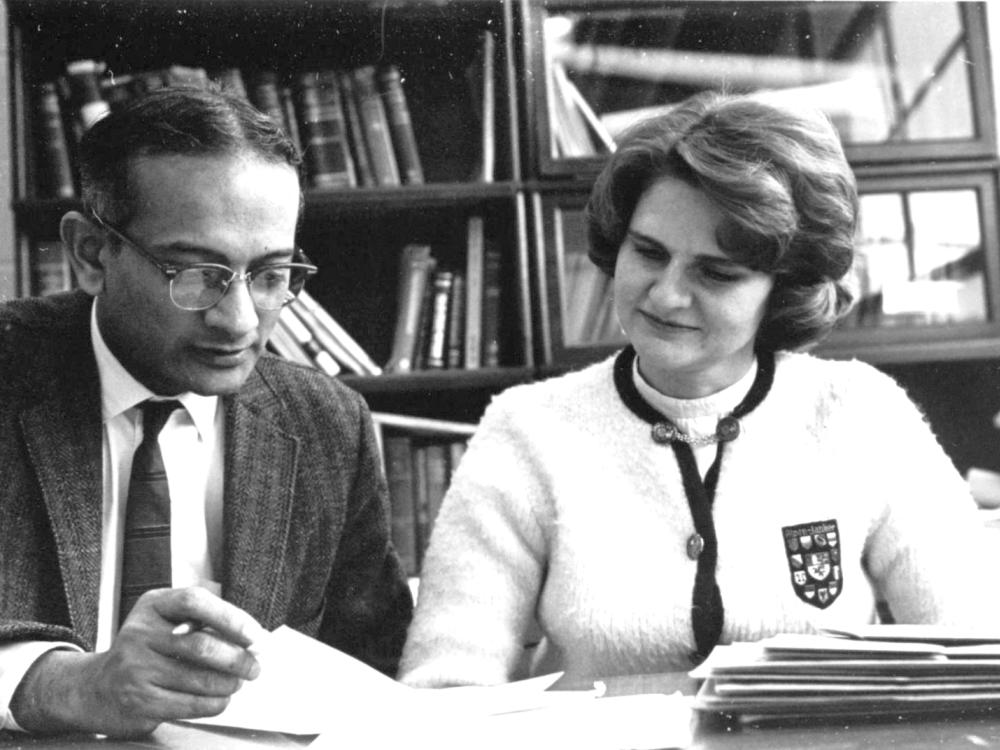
186 626 693 750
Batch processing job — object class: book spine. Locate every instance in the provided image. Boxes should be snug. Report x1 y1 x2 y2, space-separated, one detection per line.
350 65 400 187
294 72 356 189
425 270 454 370
410 441 430 568
296 289 382 376
481 241 502 367
385 244 435 373
279 306 341 376
463 216 485 369
247 71 287 130
479 30 496 182
411 266 438 371
338 71 376 188
268 316 315 367
382 434 419 577
30 241 72 296
287 298 366 375
213 67 248 98
34 82 75 199
377 65 424 185
64 59 110 138
279 84 304 157
423 441 450 535
445 271 466 369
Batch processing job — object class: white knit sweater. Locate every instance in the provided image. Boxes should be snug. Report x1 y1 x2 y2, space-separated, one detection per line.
399 351 996 687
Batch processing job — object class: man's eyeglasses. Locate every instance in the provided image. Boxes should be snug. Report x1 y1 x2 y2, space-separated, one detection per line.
89 212 318 311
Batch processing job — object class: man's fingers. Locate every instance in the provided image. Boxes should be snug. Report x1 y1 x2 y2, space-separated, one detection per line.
142 587 267 648
168 629 261 681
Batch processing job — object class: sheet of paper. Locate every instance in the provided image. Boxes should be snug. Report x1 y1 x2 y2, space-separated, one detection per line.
184 626 599 736
308 692 693 750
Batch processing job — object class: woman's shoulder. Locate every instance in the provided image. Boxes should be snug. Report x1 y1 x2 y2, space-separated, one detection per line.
486 352 620 416
772 350 914 409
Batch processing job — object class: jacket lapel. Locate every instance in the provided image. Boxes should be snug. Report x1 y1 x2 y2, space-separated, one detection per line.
20 363 103 647
220 375 299 628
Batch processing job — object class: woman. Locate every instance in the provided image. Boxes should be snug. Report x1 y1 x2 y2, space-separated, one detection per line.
398 92 993 687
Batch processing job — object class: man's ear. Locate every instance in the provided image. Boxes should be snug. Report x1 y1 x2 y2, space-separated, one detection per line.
61 210 108 295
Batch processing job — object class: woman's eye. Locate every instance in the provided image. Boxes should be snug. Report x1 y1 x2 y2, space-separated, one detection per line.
633 243 665 260
700 266 742 283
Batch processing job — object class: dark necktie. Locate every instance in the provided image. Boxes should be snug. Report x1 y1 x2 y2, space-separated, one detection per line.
119 399 181 627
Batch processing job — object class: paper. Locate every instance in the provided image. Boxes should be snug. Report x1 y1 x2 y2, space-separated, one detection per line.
185 626 601 737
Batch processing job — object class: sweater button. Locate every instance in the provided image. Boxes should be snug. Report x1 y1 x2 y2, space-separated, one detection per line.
651 422 676 444
686 533 704 560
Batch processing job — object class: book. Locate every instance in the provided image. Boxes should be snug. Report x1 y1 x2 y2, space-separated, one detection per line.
411 266 438 371
30 240 72 296
377 65 424 185
278 306 341 376
268 316 314 368
350 65 401 187
213 67 248 98
463 215 485 369
64 59 110 138
287 298 366 376
34 82 75 199
337 71 376 188
445 271 466 368
382 434 419 577
410 442 431 567
423 441 451 534
294 71 356 189
385 244 436 373
466 29 496 182
296 289 382 376
279 84 303 157
247 71 287 131
425 270 454 369
480 241 503 367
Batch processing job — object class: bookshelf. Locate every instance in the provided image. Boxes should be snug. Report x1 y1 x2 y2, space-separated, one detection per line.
4 0 533 422
5 0 1000 476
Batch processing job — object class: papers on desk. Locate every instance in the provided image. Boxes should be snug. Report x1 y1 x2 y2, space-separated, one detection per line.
185 626 693 750
691 626 1000 722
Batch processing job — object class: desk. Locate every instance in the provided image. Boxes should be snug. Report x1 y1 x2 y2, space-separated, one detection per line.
5 676 1000 750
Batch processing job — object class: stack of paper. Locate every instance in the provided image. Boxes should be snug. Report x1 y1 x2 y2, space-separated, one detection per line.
691 626 1000 722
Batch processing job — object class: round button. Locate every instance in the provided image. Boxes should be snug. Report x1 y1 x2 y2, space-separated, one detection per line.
686 532 704 560
651 422 676 444
716 416 740 442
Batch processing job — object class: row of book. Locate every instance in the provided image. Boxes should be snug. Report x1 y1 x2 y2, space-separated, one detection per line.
33 30 497 199
373 413 477 577
385 215 503 373
35 59 424 198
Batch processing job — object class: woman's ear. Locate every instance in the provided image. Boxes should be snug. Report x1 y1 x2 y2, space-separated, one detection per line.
61 210 107 295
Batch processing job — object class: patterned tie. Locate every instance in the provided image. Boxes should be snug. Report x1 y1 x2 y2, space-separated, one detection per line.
119 399 181 627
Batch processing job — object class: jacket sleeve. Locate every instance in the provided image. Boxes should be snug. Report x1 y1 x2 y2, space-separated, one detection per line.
316 396 414 677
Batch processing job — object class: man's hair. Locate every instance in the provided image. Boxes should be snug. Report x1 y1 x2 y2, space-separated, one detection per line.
586 91 858 352
78 85 302 225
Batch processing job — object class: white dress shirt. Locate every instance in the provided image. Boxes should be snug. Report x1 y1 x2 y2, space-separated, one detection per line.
0 300 224 730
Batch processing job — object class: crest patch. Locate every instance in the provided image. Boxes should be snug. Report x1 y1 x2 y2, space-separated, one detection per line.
781 519 841 609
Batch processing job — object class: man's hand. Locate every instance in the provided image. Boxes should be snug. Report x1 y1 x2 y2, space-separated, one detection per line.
10 586 265 738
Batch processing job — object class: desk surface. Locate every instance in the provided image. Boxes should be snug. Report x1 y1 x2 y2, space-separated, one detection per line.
4 675 1000 750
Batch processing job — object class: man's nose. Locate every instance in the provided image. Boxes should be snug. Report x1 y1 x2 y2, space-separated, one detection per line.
205 275 260 335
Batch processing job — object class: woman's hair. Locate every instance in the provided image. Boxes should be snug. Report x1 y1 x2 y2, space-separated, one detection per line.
586 91 858 352
78 84 302 226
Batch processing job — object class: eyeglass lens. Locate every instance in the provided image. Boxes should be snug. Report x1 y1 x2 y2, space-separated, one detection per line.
170 266 311 311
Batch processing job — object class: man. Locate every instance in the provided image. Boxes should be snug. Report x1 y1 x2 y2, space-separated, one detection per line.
0 86 412 737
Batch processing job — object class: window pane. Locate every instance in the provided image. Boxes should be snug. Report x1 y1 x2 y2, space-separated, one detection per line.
545 1 977 157
847 189 986 328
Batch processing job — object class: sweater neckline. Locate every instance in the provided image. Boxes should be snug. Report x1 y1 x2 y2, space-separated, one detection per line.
612 345 776 428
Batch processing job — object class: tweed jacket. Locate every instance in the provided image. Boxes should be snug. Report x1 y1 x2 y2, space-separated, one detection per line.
0 291 412 676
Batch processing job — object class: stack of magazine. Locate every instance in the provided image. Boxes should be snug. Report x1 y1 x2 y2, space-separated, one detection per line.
692 626 1000 722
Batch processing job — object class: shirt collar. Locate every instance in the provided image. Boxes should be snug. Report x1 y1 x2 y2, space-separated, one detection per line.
90 299 219 437
632 356 758 423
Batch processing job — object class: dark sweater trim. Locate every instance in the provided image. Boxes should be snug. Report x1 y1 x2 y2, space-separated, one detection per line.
611 345 777 663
